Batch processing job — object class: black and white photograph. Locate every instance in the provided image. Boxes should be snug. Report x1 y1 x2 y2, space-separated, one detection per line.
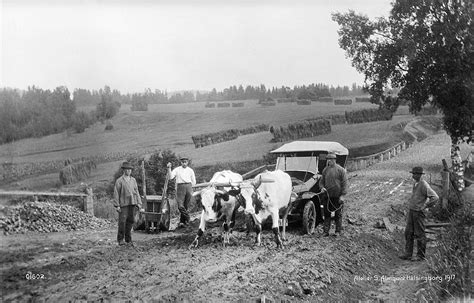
1 0 472 301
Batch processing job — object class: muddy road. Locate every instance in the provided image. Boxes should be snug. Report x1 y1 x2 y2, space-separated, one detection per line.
1 131 463 302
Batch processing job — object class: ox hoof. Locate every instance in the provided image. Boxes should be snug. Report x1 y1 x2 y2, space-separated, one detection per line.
188 240 199 250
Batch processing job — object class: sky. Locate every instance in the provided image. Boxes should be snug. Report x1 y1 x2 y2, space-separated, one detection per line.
1 0 393 94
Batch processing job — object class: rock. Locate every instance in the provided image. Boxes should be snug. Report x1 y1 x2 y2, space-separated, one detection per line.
285 281 303 297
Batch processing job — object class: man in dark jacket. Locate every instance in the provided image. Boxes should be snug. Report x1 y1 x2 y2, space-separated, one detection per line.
113 161 143 246
319 153 348 237
399 167 439 261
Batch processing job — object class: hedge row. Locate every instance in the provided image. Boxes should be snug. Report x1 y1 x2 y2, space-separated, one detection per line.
205 102 216 108
355 97 371 103
232 102 244 107
345 108 393 124
334 99 352 105
323 114 347 125
270 119 331 142
217 102 231 108
1 149 160 183
277 98 295 103
317 97 334 102
260 101 276 106
296 100 312 105
191 124 269 148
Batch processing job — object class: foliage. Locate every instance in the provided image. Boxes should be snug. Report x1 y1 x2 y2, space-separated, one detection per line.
332 0 473 143
104 121 114 131
131 99 148 111
425 207 472 300
109 149 180 196
71 111 94 133
0 86 96 144
95 86 121 121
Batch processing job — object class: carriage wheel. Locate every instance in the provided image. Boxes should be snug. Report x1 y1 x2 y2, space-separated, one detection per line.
159 198 171 231
302 200 316 235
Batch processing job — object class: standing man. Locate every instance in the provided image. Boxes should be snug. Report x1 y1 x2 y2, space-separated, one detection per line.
113 161 143 246
399 167 439 261
167 157 196 228
319 153 348 237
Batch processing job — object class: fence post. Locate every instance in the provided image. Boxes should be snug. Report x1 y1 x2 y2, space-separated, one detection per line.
83 187 94 216
441 171 450 209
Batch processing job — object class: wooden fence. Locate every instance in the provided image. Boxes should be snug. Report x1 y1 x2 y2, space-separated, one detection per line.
346 141 413 172
0 188 95 216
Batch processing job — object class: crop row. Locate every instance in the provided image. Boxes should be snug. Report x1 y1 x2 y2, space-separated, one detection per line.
270 119 331 142
191 124 269 148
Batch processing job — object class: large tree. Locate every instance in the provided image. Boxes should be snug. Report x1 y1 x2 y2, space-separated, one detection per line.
333 0 473 191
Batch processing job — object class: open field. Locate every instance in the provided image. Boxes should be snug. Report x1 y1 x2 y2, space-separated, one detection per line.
1 100 380 164
0 101 415 190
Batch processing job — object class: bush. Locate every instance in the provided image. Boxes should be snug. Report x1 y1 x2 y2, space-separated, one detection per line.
231 102 244 107
105 121 114 131
205 102 216 108
71 111 94 133
131 100 148 111
424 208 472 301
108 149 180 197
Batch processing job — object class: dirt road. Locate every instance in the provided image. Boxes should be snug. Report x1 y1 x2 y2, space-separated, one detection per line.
1 131 467 302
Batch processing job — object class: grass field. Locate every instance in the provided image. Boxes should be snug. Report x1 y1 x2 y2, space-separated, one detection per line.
0 100 413 191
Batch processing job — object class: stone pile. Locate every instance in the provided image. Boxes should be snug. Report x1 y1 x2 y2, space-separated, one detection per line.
0 201 112 235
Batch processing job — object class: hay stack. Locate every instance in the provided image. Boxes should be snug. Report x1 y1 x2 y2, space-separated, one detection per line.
59 159 97 185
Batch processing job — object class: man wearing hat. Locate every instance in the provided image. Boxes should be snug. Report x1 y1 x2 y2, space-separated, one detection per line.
167 157 196 228
319 153 348 237
113 161 143 246
399 166 439 261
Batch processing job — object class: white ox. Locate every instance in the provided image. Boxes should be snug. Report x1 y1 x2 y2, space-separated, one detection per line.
240 170 293 249
190 170 243 248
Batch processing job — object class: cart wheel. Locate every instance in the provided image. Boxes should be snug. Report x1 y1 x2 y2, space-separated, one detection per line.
302 200 316 235
159 198 171 231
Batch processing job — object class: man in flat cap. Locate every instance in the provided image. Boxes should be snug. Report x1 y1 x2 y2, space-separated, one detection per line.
113 161 143 246
167 157 196 228
399 166 439 261
319 153 348 237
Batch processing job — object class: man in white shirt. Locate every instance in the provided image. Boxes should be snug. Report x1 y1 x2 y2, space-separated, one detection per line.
167 157 196 228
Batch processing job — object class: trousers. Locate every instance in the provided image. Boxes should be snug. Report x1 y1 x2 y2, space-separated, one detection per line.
117 205 137 243
176 183 192 224
323 196 343 233
404 209 426 258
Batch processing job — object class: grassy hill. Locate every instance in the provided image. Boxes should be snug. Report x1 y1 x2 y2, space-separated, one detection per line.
0 100 413 191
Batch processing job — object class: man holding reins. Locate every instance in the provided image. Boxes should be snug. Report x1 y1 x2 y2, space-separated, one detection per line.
319 153 348 237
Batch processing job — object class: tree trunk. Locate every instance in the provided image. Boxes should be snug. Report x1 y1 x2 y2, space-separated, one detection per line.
451 142 465 192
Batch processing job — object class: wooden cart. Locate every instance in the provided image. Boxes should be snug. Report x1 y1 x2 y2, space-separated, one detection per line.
139 161 171 233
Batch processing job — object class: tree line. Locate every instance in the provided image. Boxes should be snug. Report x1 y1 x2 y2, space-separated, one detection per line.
0 86 121 144
0 82 369 144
